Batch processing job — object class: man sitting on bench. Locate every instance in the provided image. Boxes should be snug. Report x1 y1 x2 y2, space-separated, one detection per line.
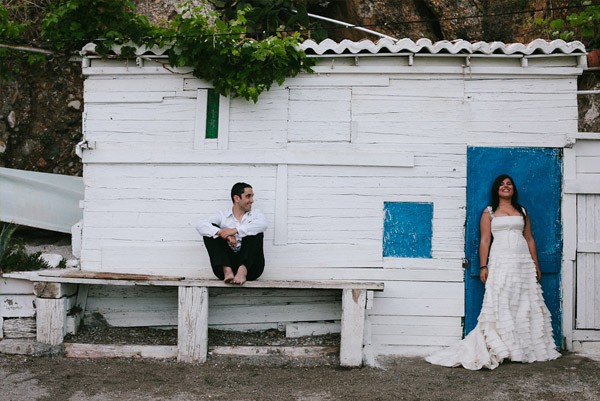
195 182 268 284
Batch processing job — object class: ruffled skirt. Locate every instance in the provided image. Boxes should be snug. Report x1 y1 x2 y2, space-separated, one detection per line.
425 252 561 370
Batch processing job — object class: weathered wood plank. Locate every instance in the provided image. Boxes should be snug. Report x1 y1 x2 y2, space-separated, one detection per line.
0 294 36 318
209 345 339 358
38 271 185 281
33 282 78 299
85 76 184 92
340 289 366 367
64 343 178 359
36 297 67 345
178 287 208 363
370 297 463 317
2 317 36 338
0 339 61 356
565 177 600 194
66 284 89 335
286 322 340 338
0 277 34 295
82 149 415 167
373 333 460 347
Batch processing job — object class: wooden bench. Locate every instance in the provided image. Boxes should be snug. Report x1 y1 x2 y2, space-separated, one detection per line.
14 270 384 367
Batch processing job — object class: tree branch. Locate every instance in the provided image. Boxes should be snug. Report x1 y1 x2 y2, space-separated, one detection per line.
0 43 53 55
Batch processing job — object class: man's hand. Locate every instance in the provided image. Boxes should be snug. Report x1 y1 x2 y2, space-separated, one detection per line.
226 235 237 247
217 228 238 247
218 228 237 239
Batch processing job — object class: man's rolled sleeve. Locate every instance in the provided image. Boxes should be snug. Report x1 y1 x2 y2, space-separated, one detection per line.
195 212 223 238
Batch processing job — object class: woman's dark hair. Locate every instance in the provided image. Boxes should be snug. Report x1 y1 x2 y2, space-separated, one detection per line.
231 182 252 202
491 174 526 223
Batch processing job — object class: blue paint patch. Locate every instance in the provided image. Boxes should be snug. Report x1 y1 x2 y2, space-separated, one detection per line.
383 202 433 258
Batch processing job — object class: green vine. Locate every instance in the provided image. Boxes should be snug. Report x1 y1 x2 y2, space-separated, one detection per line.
2 0 316 102
169 3 314 102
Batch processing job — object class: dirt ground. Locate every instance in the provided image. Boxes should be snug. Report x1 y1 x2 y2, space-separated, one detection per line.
1 349 600 401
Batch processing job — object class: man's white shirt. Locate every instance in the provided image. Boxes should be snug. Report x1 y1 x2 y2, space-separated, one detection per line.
195 208 268 251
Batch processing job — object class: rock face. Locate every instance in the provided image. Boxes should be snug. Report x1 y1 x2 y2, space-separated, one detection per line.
0 56 83 176
579 71 600 133
310 0 548 43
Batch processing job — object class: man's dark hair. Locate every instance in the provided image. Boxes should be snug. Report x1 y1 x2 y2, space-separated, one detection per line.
231 182 252 202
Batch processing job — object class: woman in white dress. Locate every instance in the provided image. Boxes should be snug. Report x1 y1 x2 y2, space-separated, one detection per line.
426 174 561 370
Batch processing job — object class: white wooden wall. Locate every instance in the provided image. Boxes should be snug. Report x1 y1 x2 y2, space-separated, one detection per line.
80 54 582 356
563 135 600 352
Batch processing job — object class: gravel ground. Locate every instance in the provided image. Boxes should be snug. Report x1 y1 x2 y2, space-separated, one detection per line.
64 325 341 348
1 351 600 401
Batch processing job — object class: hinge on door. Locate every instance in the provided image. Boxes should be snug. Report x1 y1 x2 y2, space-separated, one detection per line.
462 258 469 269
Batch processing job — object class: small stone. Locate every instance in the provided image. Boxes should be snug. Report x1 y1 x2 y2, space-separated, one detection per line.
66 259 79 268
40 253 64 268
7 111 16 128
68 100 81 110
37 157 47 168
0 140 6 153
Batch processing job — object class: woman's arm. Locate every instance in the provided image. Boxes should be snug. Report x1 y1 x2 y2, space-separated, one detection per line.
479 209 492 284
523 214 542 281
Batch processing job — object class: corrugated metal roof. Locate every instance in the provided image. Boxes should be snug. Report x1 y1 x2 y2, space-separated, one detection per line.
300 38 586 55
81 38 586 58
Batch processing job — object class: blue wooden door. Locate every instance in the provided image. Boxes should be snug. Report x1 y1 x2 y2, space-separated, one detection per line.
465 147 562 347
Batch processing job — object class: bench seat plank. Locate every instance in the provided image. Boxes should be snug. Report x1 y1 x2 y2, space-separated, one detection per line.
7 270 385 290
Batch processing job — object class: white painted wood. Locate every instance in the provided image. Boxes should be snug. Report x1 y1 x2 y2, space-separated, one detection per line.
85 91 176 103
564 178 600 194
370 297 463 317
0 277 34 295
576 194 600 329
36 297 67 345
217 94 230 150
210 345 338 358
85 75 185 91
82 148 415 167
288 88 351 142
573 330 600 342
576 252 600 329
2 317 36 339
177 286 208 363
0 294 36 318
193 89 208 149
0 316 3 339
66 284 89 335
64 343 178 359
286 322 340 337
340 288 366 367
274 164 288 245
562 260 576 351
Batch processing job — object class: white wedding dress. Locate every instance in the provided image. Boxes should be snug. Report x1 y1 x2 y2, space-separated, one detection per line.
425 211 561 370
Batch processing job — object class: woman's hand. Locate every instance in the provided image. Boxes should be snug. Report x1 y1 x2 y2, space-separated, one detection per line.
480 266 488 284
536 266 542 282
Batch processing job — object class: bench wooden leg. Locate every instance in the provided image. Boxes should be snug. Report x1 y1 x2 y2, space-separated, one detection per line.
36 298 67 345
177 286 208 363
340 288 366 367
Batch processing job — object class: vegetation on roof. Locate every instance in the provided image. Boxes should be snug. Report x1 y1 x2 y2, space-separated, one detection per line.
1 0 319 102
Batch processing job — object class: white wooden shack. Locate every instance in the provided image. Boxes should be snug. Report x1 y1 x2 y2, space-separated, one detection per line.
75 37 597 360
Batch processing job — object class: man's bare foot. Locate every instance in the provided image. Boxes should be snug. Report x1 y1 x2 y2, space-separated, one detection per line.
223 267 234 283
232 265 247 285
